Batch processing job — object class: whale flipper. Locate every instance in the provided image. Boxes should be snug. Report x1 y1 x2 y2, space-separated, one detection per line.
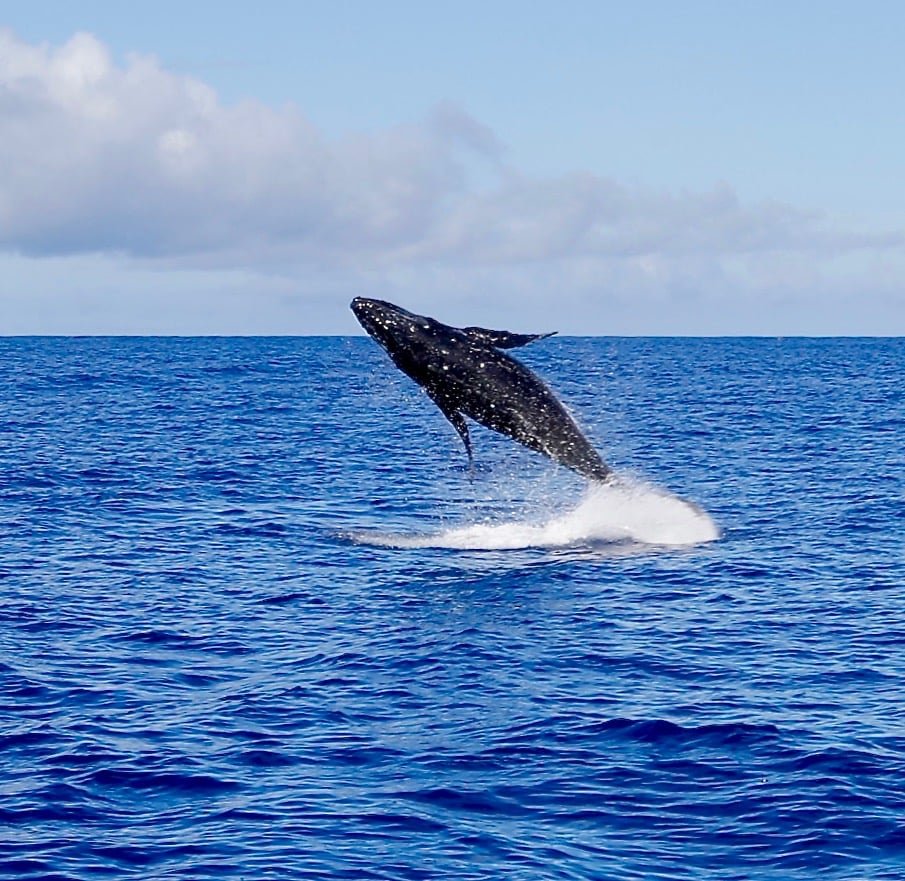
463 327 556 349
426 387 473 463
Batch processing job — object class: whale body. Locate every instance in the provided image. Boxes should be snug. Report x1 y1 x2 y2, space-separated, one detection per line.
351 297 611 482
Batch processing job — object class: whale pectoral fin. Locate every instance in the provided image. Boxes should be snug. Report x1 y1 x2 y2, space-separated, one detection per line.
463 327 557 349
426 388 473 463
446 408 473 464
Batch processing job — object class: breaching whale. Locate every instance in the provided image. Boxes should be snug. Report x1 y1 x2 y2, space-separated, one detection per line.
350 297 611 482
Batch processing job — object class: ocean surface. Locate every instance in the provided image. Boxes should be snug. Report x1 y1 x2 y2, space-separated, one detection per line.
1 335 903 880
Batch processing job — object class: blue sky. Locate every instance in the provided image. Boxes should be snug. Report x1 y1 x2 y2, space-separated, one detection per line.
1 1 904 334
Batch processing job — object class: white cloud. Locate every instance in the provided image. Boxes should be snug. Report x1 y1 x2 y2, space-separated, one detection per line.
2 28 900 274
1 29 903 335
0 30 466 263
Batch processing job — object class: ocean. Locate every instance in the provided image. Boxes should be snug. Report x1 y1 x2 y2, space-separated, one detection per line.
1 335 903 880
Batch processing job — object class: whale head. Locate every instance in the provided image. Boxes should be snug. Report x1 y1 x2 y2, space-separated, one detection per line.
351 297 449 364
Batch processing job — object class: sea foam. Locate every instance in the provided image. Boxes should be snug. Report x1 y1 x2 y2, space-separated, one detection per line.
352 477 719 551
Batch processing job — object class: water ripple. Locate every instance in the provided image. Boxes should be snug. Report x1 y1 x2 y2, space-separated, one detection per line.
0 337 903 880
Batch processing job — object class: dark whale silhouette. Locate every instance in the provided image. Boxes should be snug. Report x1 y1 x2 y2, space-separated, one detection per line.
351 298 611 482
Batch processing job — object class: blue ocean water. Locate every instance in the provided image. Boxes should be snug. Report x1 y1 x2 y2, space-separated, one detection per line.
1 335 903 880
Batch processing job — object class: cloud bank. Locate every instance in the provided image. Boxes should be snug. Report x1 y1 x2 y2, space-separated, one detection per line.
1 29 902 333
3 30 897 266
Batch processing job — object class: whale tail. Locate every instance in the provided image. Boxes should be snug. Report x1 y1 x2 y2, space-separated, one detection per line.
558 449 612 484
584 461 613 483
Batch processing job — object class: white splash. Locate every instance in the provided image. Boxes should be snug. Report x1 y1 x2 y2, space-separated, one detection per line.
351 477 719 551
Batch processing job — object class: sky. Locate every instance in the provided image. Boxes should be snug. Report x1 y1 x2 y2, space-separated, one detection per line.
1 1 904 335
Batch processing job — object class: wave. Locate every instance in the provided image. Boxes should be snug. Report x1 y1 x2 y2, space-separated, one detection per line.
349 477 719 551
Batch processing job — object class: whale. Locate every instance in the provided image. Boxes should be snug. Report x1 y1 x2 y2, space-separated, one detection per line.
350 297 611 482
